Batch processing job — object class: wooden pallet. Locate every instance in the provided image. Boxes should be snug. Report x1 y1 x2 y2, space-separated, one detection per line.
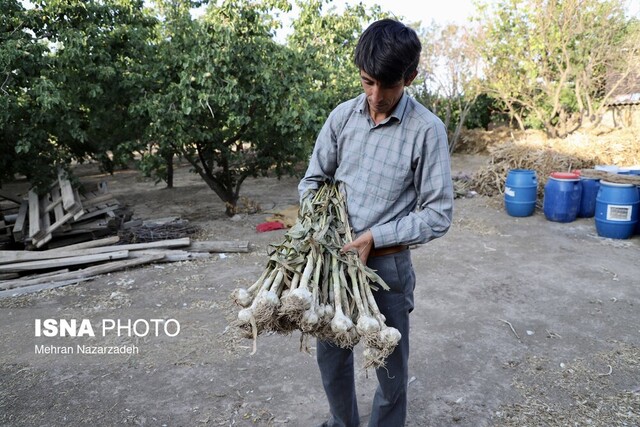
73 191 120 223
0 219 12 248
17 172 85 248
10 174 126 248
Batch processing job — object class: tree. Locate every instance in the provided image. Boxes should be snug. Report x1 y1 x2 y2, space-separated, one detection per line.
34 0 155 171
2 0 404 218
286 0 383 124
1 0 54 190
135 0 383 216
414 22 483 153
475 0 635 138
0 0 155 190
570 5 640 124
137 0 322 216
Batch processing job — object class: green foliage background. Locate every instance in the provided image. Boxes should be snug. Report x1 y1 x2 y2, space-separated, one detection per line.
1 0 637 214
1 0 382 214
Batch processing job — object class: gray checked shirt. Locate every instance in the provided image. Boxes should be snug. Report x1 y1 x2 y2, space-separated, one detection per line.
298 92 453 248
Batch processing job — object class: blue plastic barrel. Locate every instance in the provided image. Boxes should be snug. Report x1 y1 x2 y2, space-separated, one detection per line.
637 186 640 235
577 177 600 218
504 169 538 217
631 170 640 234
595 181 639 239
543 172 582 223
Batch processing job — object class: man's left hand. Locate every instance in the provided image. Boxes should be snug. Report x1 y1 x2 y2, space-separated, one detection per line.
342 229 374 264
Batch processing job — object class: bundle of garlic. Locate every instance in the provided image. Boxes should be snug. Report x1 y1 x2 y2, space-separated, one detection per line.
232 183 401 369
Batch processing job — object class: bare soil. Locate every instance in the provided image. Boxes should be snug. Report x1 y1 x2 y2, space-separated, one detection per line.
1 154 639 427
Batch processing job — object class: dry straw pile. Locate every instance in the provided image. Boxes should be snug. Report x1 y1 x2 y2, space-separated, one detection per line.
468 127 640 200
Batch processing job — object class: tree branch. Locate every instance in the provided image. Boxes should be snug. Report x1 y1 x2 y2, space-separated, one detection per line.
0 73 10 95
195 142 213 178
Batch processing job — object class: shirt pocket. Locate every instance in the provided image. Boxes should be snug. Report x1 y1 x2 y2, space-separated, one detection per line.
360 149 413 203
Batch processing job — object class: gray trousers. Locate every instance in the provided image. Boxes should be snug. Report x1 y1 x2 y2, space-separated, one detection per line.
317 250 416 427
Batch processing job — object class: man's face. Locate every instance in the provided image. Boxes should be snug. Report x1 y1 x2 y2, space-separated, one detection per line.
360 70 407 119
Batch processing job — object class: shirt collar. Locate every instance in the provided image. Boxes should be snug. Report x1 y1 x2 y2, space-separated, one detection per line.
356 92 409 125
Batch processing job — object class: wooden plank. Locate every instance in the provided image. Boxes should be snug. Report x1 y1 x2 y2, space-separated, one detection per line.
188 240 250 253
0 237 189 264
49 187 65 224
34 234 53 248
0 278 94 298
44 187 63 213
80 192 115 208
129 249 212 262
0 272 20 280
44 236 120 252
4 213 18 223
35 193 52 247
0 190 22 204
0 249 70 264
28 190 42 240
12 199 28 241
51 219 108 235
60 237 192 254
72 188 84 220
104 237 191 251
33 205 84 249
43 206 82 236
0 254 164 290
72 204 119 223
0 250 130 273
20 268 70 280
58 173 78 212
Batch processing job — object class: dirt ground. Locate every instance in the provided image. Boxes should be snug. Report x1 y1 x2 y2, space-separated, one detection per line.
1 154 639 427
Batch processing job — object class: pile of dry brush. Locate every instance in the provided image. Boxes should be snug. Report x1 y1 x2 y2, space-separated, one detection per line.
468 127 640 200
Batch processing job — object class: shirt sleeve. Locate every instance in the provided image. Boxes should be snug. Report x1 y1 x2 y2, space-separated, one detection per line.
369 119 454 247
297 109 341 201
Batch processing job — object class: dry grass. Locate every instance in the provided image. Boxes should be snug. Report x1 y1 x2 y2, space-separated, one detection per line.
457 128 529 154
493 343 640 426
468 127 640 199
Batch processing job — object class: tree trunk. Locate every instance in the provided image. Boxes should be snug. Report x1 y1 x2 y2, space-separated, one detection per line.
165 151 174 189
512 112 525 131
449 102 473 155
224 198 239 217
181 152 238 217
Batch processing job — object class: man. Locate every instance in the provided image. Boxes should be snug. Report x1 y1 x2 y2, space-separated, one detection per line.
298 19 453 427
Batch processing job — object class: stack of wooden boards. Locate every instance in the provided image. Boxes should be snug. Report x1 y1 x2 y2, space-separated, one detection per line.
0 236 250 298
1 173 253 298
1 172 128 249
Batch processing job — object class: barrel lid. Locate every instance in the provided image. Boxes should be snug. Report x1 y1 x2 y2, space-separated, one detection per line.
508 168 536 174
595 165 620 172
549 172 580 181
600 180 635 188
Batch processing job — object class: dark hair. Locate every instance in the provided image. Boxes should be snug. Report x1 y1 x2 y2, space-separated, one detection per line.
354 19 421 86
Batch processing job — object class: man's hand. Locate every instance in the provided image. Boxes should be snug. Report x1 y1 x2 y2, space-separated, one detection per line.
342 229 374 264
